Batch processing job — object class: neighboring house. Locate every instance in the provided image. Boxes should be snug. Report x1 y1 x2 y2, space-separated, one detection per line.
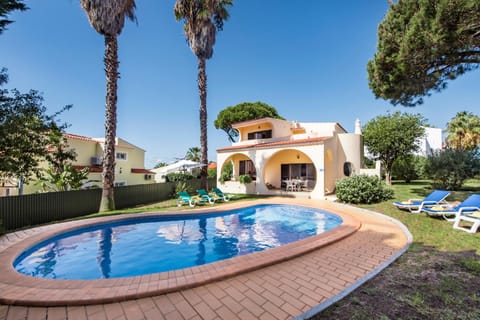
216 117 366 199
364 126 443 159
0 178 17 197
16 133 155 195
152 159 203 183
416 127 443 156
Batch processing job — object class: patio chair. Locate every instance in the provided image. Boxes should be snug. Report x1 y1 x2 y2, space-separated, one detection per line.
212 187 234 201
176 191 205 207
393 190 450 213
196 189 216 204
421 194 480 223
285 180 298 192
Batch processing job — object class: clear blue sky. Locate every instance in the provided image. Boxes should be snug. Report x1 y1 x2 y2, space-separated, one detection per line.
2 1 479 168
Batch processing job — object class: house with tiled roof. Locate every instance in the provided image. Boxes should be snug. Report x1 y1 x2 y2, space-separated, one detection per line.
17 133 155 195
216 117 368 199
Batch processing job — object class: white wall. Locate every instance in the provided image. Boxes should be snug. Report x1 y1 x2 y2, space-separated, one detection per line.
416 127 443 156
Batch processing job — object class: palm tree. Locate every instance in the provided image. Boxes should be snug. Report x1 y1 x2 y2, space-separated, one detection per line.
80 0 136 211
446 111 480 150
185 146 201 162
174 0 232 189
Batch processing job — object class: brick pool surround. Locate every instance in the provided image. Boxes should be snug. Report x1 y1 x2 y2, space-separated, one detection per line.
0 199 361 307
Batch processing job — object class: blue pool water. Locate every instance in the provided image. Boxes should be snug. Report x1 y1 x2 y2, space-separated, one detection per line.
14 204 342 280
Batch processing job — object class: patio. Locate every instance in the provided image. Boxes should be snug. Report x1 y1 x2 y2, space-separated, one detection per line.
0 198 410 319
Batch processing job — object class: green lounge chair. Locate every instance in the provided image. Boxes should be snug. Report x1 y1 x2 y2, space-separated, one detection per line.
176 191 205 207
212 187 233 202
196 189 216 204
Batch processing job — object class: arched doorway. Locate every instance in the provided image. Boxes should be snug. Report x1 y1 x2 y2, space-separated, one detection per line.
262 149 316 191
219 153 256 182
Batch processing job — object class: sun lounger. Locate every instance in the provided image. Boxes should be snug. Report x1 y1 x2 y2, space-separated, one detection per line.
453 209 480 234
176 191 205 207
196 189 216 204
212 187 234 201
422 194 480 223
393 190 450 213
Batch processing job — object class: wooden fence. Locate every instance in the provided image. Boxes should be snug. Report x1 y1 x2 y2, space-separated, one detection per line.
0 179 216 233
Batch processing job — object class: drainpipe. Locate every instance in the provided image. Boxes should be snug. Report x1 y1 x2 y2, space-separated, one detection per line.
18 176 24 196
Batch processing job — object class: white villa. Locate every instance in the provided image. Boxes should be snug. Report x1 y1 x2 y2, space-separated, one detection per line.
216 117 373 199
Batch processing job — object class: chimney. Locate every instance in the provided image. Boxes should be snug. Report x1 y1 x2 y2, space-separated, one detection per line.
354 118 362 134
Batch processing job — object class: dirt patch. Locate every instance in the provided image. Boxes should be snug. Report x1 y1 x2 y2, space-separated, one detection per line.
311 244 480 320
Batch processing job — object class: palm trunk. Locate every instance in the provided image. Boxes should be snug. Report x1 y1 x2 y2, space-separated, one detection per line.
99 34 119 212
198 57 208 190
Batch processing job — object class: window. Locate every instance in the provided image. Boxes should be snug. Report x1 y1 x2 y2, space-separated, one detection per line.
281 163 316 188
116 152 128 161
239 160 256 180
247 130 272 140
343 162 353 176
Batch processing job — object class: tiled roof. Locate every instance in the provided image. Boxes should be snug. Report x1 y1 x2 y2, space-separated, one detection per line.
64 133 96 142
73 165 102 173
217 137 328 152
131 168 155 174
208 162 217 169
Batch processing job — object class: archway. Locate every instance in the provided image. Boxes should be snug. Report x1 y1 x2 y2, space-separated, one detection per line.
262 149 316 191
219 153 256 182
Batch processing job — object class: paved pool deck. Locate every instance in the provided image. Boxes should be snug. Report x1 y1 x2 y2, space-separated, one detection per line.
0 198 411 319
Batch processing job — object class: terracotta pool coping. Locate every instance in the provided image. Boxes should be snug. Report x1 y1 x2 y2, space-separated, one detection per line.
0 199 361 307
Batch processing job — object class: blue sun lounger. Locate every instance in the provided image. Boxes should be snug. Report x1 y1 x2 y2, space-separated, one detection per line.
393 190 450 213
422 194 480 226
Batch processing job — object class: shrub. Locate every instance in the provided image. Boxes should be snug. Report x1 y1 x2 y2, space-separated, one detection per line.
166 172 194 182
424 149 480 190
335 174 394 204
363 156 376 169
175 181 191 194
239 174 253 184
218 161 233 183
392 155 427 182
207 168 217 179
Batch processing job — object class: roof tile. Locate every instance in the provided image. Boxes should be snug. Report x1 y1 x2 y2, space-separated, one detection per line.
217 137 328 152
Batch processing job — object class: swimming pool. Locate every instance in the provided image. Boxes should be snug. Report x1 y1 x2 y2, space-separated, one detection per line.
14 204 343 280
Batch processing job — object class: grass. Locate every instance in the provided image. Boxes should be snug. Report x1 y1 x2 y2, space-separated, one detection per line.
312 179 480 319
